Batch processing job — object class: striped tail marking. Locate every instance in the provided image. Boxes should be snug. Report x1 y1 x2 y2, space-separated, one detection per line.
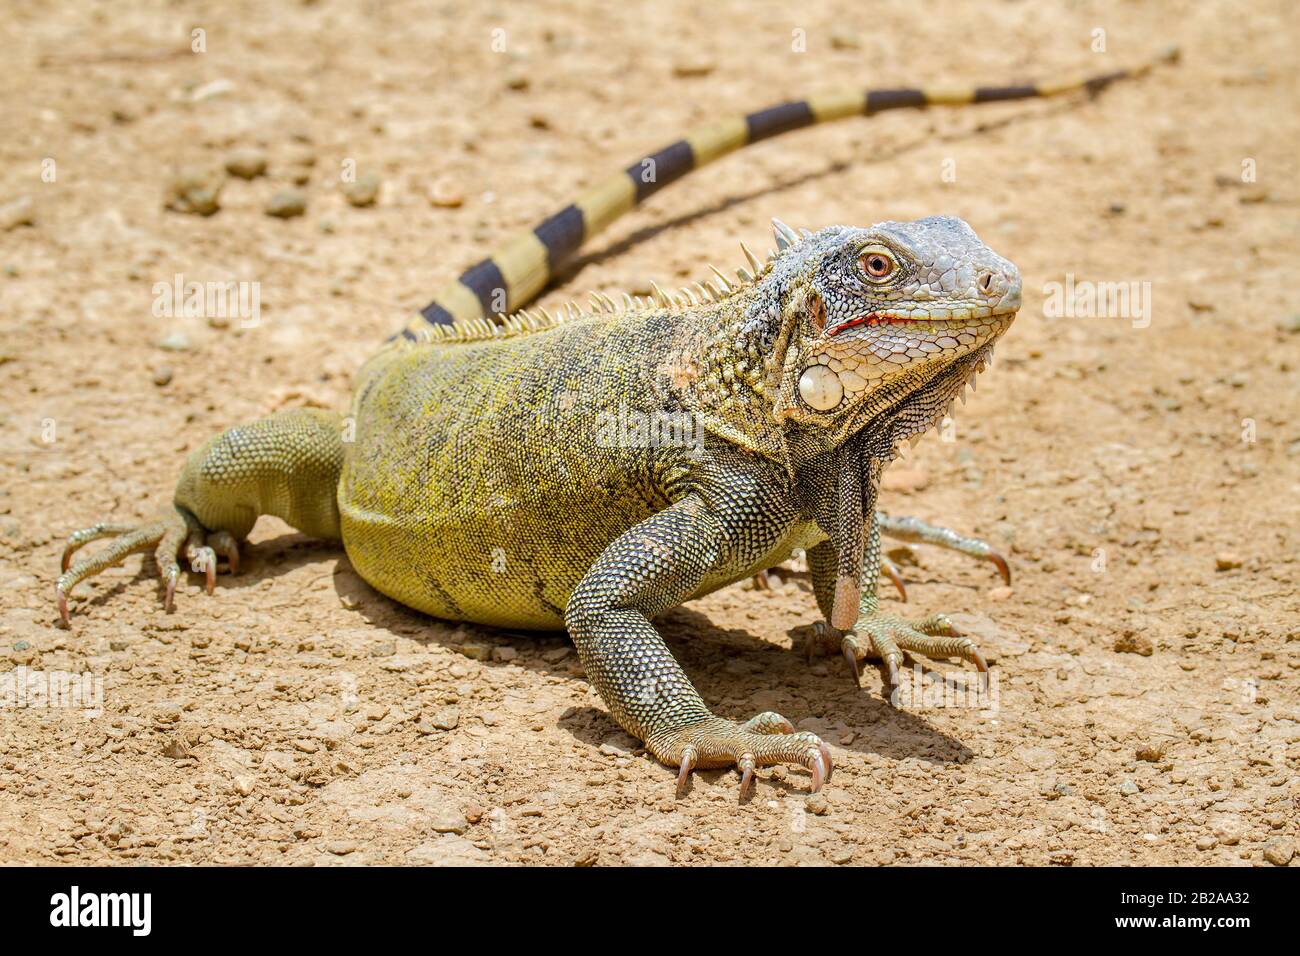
400 47 1178 342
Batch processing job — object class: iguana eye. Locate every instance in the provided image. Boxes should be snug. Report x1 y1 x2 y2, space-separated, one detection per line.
859 249 896 281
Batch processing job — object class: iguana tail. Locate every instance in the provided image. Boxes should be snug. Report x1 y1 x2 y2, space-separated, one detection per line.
394 46 1179 343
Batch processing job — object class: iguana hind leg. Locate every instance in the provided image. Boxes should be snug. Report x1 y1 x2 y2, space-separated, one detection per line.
754 511 1006 601
877 511 1010 587
58 408 344 624
565 495 831 798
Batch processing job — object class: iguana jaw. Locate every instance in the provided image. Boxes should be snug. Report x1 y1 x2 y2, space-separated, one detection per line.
825 305 1019 336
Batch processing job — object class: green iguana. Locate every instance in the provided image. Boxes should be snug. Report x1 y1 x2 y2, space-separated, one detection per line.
58 51 1176 796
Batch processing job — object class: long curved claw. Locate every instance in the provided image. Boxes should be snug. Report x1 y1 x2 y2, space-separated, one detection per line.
57 588 70 628
880 556 908 601
987 550 1011 586
808 748 827 793
970 647 989 673
655 716 831 798
188 546 217 595
885 655 900 691
842 643 861 687
738 753 756 798
676 745 698 794
207 530 240 574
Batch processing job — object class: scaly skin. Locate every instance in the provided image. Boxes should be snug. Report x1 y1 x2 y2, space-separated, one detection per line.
60 217 1019 796
58 55 1177 795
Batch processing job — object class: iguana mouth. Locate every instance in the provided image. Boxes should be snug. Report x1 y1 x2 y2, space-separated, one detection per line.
825 308 1017 337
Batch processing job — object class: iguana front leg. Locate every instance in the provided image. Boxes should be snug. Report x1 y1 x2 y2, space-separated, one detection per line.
566 494 831 797
807 512 988 690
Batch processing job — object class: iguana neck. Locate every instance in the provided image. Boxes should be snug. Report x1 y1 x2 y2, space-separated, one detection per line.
674 283 792 464
676 276 990 476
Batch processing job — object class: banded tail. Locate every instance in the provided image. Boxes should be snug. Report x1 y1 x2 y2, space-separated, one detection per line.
395 47 1179 343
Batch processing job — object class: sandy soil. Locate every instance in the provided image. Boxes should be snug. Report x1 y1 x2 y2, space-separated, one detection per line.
0 0 1297 866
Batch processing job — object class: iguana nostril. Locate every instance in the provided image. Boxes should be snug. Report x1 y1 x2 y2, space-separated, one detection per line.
977 270 997 295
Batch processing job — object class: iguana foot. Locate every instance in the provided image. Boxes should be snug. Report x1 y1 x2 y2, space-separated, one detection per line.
57 506 236 625
806 615 987 691
647 713 833 799
877 513 1010 588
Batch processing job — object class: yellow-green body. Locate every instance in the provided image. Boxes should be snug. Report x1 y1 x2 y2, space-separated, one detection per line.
341 309 823 629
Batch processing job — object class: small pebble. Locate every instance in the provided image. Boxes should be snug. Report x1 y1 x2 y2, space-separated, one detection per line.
1215 552 1243 571
1263 839 1294 866
672 58 715 78
151 366 173 386
233 774 255 796
265 189 307 219
1119 778 1140 795
165 167 223 216
427 708 460 730
828 846 854 864
162 739 189 759
1114 630 1153 656
429 179 464 208
224 148 268 180
1212 818 1243 846
343 171 380 207
0 195 35 231
157 334 192 355
430 809 468 834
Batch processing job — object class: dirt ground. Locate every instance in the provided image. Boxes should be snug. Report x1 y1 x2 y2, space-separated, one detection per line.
0 0 1296 867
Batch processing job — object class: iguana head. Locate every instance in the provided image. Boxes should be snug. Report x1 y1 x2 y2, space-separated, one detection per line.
766 216 1020 446
676 215 1020 467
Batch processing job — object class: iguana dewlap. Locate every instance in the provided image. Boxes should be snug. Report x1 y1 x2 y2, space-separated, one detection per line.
58 52 1174 796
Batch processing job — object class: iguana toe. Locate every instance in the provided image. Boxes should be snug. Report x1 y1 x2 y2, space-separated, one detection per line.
807 615 987 693
650 716 831 799
57 506 236 625
842 610 987 694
